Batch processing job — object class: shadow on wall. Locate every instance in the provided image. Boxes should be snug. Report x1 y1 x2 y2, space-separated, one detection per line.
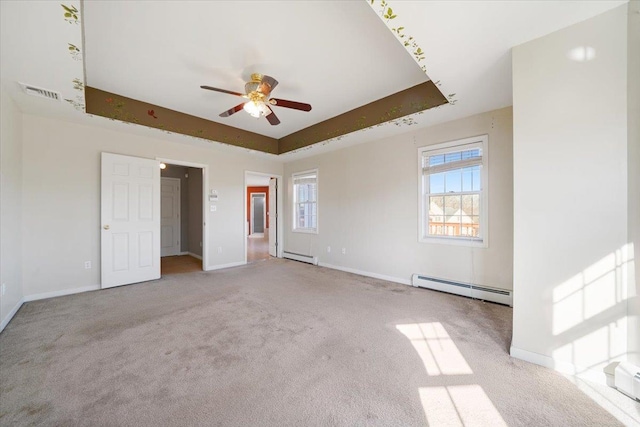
551 243 634 372
550 243 639 423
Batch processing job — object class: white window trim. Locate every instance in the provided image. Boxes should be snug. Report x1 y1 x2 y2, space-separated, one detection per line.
418 135 489 248
292 168 319 234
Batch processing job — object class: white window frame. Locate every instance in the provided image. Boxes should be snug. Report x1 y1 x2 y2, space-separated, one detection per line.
418 135 489 247
292 169 319 234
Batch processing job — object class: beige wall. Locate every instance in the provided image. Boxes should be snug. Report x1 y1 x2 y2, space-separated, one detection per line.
20 114 283 296
283 107 513 289
0 86 24 329
512 5 632 371
627 0 640 366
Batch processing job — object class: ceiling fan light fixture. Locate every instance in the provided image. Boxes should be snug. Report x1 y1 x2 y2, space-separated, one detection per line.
243 101 262 118
201 73 311 125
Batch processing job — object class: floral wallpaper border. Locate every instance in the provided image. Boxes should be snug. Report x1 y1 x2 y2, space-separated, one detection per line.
60 1 452 156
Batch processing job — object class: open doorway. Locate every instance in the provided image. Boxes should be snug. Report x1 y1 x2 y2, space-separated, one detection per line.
245 172 281 263
160 162 204 275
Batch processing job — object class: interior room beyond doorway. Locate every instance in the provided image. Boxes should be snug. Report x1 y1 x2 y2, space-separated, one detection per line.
246 173 273 263
160 163 203 275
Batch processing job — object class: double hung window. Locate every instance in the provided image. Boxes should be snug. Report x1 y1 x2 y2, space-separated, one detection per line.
419 135 488 246
292 170 318 233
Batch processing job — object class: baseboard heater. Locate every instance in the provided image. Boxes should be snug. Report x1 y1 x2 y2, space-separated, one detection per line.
411 274 512 306
283 251 318 266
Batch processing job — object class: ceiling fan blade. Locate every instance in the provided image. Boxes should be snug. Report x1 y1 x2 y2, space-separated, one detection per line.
265 106 280 125
270 98 312 112
219 103 246 117
261 75 279 91
201 85 245 97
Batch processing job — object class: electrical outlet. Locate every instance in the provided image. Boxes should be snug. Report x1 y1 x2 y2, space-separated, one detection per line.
210 205 217 212
84 261 91 269
1 283 5 296
217 246 222 254
341 248 346 255
327 246 331 253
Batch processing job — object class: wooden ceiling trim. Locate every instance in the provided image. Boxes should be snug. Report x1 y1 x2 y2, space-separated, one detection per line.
85 86 279 154
278 81 447 154
85 81 448 156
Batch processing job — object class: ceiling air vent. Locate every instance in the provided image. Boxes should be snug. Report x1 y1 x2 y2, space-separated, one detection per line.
18 82 62 102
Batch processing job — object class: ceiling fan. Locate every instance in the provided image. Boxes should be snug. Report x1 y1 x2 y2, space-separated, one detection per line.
200 73 312 126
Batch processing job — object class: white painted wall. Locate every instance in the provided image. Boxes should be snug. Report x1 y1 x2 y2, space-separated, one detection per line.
627 0 640 366
0 86 24 330
20 114 283 297
512 4 632 372
283 107 513 289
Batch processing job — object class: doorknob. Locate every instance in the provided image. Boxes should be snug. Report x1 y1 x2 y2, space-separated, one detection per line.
103 225 110 230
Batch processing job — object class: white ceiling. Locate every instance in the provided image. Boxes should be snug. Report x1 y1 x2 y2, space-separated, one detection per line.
82 0 428 139
0 0 627 161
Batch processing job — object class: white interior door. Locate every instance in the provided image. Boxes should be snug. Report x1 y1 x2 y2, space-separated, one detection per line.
161 177 180 257
268 178 277 257
101 153 160 288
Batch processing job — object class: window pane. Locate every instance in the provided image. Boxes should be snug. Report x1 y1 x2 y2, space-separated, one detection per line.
429 196 444 217
421 144 484 241
444 170 462 193
429 154 445 167
308 184 317 202
444 195 460 216
470 216 480 237
445 218 460 236
429 172 445 193
472 167 481 191
461 194 473 217
461 148 481 160
462 167 472 192
445 151 461 163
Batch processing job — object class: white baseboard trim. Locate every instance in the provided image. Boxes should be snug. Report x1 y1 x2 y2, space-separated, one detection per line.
0 297 25 333
205 261 246 271
23 285 101 303
187 252 203 260
317 262 411 286
510 346 608 385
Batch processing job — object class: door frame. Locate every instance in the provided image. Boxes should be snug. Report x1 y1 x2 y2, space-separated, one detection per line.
244 171 283 263
250 192 267 235
157 158 209 271
160 177 181 257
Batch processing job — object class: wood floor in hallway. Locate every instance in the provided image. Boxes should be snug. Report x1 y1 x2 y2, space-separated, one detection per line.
247 229 269 263
161 254 202 275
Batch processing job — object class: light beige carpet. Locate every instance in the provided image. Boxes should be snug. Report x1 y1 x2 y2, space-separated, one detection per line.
0 259 630 426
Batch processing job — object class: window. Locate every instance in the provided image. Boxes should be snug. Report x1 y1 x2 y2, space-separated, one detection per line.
419 135 488 246
292 170 318 233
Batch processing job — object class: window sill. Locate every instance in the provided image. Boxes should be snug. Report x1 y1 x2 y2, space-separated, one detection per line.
293 229 318 235
419 235 488 248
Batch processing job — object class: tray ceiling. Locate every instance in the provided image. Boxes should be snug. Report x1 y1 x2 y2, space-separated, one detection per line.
0 0 628 159
82 1 434 143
